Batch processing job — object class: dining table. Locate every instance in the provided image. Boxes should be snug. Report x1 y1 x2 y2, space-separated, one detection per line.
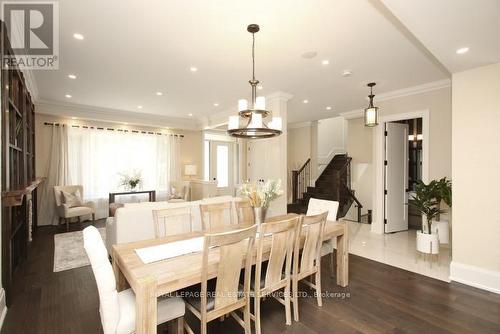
111 214 349 334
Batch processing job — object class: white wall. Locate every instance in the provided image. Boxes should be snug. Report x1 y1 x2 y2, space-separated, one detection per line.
288 125 311 171
451 62 500 293
346 87 452 220
317 117 347 170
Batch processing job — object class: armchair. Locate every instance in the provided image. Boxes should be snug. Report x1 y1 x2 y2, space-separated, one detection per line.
167 181 190 203
54 185 96 230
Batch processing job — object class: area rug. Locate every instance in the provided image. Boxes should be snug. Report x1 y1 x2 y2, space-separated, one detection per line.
53 227 106 272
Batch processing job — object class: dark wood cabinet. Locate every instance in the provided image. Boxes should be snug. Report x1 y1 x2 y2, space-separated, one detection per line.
0 22 42 305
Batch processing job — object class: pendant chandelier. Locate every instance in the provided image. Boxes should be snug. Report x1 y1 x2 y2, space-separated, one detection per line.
227 24 282 139
364 82 379 127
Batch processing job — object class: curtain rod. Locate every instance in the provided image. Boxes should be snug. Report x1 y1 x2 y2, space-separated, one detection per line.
43 122 184 138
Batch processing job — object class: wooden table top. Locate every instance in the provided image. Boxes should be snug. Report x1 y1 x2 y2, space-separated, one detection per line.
112 214 346 296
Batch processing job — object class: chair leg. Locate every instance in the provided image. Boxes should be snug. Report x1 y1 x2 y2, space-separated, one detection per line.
316 270 323 307
330 251 335 278
77 216 81 224
243 298 251 334
284 281 292 325
254 295 261 334
92 213 95 224
292 277 299 322
65 218 69 231
170 316 183 334
59 217 63 227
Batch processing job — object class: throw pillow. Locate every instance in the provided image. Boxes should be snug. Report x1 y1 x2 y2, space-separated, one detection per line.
170 186 185 200
62 190 83 207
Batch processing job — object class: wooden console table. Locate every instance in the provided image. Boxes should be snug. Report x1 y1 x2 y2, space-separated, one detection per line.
108 190 156 216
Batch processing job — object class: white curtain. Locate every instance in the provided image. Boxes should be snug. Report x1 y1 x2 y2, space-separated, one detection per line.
39 125 71 225
67 127 181 218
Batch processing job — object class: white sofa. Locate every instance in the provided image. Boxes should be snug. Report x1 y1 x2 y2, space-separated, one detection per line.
106 196 241 253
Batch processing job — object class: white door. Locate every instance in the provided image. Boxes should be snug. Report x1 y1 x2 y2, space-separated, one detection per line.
384 123 409 233
209 141 234 195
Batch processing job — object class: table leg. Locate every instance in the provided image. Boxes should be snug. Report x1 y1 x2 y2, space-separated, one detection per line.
336 224 349 287
112 253 128 292
136 276 157 334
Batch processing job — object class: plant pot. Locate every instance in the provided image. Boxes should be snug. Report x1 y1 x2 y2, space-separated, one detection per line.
253 207 267 225
416 231 439 254
432 220 449 244
421 215 430 234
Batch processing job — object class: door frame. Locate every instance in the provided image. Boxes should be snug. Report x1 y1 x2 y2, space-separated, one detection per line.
372 109 430 234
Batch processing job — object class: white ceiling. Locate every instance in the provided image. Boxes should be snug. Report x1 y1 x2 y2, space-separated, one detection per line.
380 0 500 73
31 0 495 125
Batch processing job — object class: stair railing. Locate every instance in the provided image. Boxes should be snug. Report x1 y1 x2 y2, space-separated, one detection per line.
336 157 363 222
291 158 311 204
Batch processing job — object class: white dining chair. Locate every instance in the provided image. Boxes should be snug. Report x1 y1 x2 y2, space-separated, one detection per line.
83 226 185 334
306 198 339 277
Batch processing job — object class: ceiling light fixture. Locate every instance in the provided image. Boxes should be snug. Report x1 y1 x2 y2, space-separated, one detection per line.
156 91 163 96
73 33 84 40
303 99 309 104
213 103 219 107
321 60 330 65
326 106 332 110
68 74 77 79
189 67 198 72
364 82 379 127
227 24 282 139
456 47 469 54
137 105 143 109
188 113 193 117
341 70 352 77
65 94 72 98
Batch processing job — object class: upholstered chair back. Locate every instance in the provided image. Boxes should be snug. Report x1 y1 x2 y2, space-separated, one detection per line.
83 226 120 334
53 185 85 207
306 198 339 221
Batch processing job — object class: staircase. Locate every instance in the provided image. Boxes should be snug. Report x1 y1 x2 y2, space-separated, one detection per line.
288 154 363 221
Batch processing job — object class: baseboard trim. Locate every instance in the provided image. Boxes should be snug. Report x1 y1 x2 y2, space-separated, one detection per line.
450 261 500 294
0 288 7 330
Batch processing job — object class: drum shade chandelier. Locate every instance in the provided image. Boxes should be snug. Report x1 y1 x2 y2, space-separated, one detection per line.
227 24 282 139
364 82 379 127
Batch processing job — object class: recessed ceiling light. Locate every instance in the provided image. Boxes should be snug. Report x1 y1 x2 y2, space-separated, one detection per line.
73 33 84 40
189 67 198 72
156 91 163 96
68 74 77 79
213 103 219 107
456 47 469 54
137 105 143 109
188 113 193 117
301 51 317 59
321 60 330 65
302 99 309 104
65 94 72 98
257 85 263 90
341 70 352 77
326 106 332 110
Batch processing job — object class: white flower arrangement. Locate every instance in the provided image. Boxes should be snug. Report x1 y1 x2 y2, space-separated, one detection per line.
239 179 283 208
118 169 143 190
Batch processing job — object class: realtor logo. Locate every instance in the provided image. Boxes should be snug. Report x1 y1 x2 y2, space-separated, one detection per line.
1 1 59 70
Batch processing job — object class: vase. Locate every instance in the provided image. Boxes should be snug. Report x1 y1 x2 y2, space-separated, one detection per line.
253 207 267 225
416 231 439 254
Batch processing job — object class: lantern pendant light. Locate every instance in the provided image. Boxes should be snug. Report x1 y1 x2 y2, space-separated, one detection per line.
364 82 379 127
227 24 282 139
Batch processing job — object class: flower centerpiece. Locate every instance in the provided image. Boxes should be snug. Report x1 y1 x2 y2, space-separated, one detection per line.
118 170 143 191
239 179 283 224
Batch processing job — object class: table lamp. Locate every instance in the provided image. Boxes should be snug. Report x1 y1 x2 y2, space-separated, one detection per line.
184 164 197 179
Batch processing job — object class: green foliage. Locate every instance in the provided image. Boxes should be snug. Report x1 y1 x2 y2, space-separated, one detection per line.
411 179 448 233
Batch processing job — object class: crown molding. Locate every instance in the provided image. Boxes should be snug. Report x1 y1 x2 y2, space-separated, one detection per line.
288 121 312 129
35 99 202 130
374 79 451 102
339 109 364 120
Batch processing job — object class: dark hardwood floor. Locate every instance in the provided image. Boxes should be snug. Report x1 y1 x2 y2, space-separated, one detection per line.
2 220 500 334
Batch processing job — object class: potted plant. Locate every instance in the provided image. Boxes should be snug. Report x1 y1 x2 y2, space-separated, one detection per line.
431 178 452 244
239 179 283 224
411 180 445 254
